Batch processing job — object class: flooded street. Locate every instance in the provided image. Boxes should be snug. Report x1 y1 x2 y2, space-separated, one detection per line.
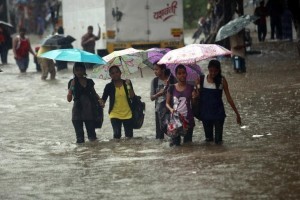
0 36 300 199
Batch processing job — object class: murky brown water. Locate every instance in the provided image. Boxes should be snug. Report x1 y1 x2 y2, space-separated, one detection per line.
0 40 299 199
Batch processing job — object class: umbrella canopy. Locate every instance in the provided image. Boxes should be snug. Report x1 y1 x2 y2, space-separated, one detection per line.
92 48 147 79
158 44 231 65
39 48 107 64
0 21 13 29
143 48 171 68
215 15 259 42
41 34 76 48
0 21 15 33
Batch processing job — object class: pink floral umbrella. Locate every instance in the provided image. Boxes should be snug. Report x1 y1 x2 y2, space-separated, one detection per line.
158 44 231 65
143 48 202 81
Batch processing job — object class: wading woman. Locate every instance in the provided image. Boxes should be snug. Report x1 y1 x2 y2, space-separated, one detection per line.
150 63 176 139
67 62 100 143
166 64 198 146
198 59 241 144
100 66 135 139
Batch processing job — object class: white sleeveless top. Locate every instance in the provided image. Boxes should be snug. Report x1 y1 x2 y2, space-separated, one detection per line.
203 74 223 90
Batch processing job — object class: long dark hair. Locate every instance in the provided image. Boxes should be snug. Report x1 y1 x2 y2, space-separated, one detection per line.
175 64 186 74
208 59 222 89
109 65 121 74
154 62 171 77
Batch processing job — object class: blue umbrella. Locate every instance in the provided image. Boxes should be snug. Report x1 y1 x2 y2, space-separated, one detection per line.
39 48 107 64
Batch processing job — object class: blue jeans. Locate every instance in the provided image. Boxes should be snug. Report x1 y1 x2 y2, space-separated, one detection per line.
16 57 29 72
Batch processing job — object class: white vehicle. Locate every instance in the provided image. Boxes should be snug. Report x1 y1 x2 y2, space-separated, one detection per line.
62 0 184 55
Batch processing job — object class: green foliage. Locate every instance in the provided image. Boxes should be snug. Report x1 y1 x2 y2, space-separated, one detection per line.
183 0 207 29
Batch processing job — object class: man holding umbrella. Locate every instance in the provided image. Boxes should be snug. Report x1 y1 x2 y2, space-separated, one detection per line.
215 15 258 73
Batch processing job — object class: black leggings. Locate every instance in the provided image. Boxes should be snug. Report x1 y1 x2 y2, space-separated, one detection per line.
202 119 225 144
110 118 133 139
155 112 165 139
171 127 194 145
72 120 97 143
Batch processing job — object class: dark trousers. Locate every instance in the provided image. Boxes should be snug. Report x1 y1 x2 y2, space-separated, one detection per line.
171 127 194 146
56 60 68 70
0 46 8 64
257 24 267 42
270 16 282 40
72 120 97 143
155 112 164 139
202 119 225 144
110 118 133 139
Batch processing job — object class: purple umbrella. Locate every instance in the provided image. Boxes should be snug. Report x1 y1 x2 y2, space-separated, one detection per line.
144 48 203 81
143 48 171 68
167 63 202 82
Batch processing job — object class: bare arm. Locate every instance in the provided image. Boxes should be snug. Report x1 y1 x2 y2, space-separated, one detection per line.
150 90 164 101
223 78 241 125
95 25 101 40
166 85 175 114
67 80 75 102
150 79 164 101
28 39 36 57
12 37 18 58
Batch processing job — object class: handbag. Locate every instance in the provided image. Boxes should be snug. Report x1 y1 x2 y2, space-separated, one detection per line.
89 90 103 129
192 75 204 121
166 112 188 138
131 95 146 129
93 99 104 129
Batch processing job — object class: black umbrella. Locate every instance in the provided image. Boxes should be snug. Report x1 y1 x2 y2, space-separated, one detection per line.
0 21 15 33
41 35 76 47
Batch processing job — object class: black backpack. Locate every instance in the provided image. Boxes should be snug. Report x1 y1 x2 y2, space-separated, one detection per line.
131 95 146 129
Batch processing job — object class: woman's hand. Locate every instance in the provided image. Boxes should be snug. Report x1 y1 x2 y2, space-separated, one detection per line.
192 89 199 99
195 77 200 89
170 108 176 114
156 88 165 97
125 79 131 85
99 99 105 108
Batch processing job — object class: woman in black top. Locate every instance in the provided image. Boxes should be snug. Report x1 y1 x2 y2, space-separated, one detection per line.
67 62 101 143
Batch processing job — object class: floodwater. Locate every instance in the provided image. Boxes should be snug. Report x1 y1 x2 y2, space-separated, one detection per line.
0 39 300 199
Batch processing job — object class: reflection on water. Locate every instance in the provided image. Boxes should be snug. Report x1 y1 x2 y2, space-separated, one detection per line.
0 41 299 199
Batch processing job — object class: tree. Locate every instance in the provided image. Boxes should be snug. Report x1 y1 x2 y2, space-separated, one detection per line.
183 0 206 28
